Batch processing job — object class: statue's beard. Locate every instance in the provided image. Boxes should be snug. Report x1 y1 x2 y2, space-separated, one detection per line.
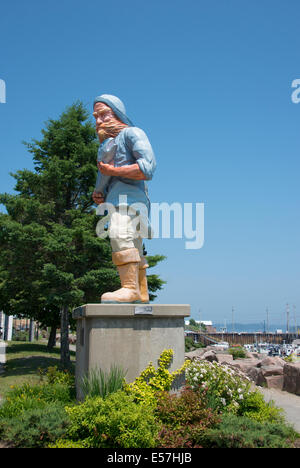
97 118 128 142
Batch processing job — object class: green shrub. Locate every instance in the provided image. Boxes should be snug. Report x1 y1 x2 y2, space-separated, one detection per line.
58 390 159 448
228 346 247 359
80 365 126 399
0 381 74 419
48 439 86 448
238 390 284 423
124 349 187 405
185 337 203 352
185 360 251 413
200 413 298 448
155 386 220 448
40 365 75 389
0 403 70 448
12 330 28 341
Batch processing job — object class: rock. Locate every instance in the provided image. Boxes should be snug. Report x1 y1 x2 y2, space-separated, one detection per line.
247 366 261 384
258 357 285 368
185 348 207 361
226 364 250 381
217 354 233 364
283 362 300 395
264 375 284 390
201 350 218 362
261 365 283 377
256 365 283 387
249 352 260 359
229 358 261 373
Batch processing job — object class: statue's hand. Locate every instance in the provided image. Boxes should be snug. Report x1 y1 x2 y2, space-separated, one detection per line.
92 191 105 205
98 161 116 176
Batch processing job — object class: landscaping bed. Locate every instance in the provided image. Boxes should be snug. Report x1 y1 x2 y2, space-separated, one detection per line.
0 343 299 448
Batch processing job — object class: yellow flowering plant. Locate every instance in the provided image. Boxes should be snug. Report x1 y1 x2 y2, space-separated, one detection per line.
123 349 188 405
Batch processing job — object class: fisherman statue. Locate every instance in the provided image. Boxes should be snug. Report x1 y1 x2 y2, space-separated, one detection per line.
92 94 156 304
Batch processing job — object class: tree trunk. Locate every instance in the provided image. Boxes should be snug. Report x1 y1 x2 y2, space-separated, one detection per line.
60 306 70 368
29 319 35 342
47 326 57 349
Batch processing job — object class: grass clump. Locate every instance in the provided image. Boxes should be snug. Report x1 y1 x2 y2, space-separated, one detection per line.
80 365 126 399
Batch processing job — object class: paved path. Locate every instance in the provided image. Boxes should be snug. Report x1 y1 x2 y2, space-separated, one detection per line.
259 387 300 433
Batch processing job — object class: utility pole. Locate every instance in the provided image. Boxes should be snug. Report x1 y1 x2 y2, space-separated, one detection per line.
266 307 269 334
231 306 235 345
286 303 290 334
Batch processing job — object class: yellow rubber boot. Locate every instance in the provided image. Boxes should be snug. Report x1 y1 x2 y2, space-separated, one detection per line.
101 248 142 303
139 256 149 303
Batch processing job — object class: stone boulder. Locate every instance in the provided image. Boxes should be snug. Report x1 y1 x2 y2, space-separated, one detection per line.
216 354 234 365
247 366 261 385
264 375 284 391
249 352 261 359
283 362 300 395
258 356 285 368
200 350 218 362
260 365 283 377
185 346 217 361
256 365 284 388
229 358 261 374
185 348 207 361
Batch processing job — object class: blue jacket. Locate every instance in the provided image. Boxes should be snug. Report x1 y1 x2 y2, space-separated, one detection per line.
95 126 156 214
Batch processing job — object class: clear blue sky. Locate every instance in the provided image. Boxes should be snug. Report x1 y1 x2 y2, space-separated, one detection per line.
0 0 299 326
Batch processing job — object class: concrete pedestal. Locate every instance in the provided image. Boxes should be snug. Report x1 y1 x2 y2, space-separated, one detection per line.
73 303 190 399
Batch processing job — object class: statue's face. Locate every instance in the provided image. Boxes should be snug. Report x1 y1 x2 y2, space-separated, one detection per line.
93 102 116 141
93 102 127 142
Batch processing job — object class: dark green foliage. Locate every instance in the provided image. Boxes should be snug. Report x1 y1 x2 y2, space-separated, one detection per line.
185 336 203 352
228 346 247 359
200 413 298 448
0 365 75 447
145 254 166 301
0 403 70 448
185 318 206 332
